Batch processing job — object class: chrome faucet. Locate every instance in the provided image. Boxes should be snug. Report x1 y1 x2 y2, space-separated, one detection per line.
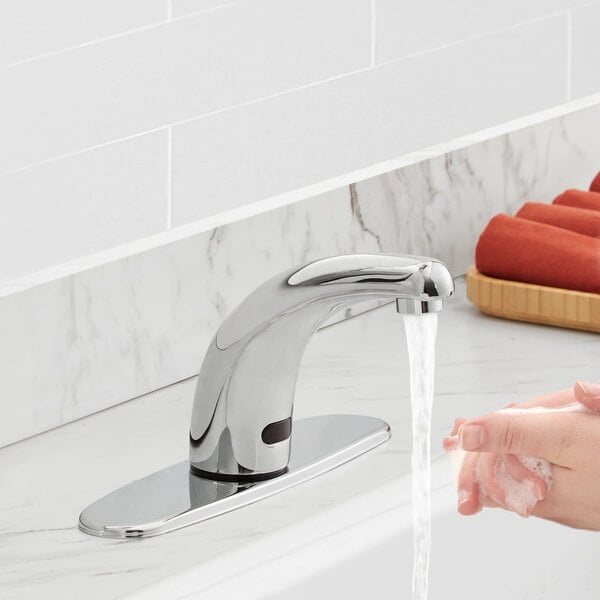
190 254 454 481
79 253 454 538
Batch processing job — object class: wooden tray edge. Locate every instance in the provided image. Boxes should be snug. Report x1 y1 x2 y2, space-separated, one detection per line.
466 266 600 333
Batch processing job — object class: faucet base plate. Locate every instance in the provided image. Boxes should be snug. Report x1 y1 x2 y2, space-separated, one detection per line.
79 414 390 539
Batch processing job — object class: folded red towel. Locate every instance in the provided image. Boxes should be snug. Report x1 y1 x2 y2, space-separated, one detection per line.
553 189 600 212
591 172 600 193
516 202 600 238
475 214 600 294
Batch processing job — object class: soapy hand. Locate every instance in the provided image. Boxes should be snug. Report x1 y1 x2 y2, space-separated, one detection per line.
444 382 600 530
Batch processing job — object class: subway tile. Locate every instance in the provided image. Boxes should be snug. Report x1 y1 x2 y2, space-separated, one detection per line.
0 0 371 175
4 100 600 446
0 0 167 68
571 2 600 98
0 131 168 282
171 0 237 17
375 0 586 64
172 15 568 224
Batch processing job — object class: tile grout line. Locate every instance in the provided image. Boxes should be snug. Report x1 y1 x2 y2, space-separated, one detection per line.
0 2 236 73
2 91 600 297
167 126 173 229
0 63 373 179
0 8 586 180
0 8 568 180
0 18 172 73
566 9 573 101
0 4 577 75
370 0 376 67
376 9 572 68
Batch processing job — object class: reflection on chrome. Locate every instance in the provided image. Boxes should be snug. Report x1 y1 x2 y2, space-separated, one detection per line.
79 253 454 538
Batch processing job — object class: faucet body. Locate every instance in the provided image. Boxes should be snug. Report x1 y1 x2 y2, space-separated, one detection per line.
190 254 454 481
79 252 454 538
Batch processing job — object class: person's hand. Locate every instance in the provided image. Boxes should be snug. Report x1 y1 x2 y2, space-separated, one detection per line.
443 382 600 530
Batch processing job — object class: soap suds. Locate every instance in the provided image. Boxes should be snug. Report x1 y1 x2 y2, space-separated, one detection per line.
448 444 553 517
494 455 553 517
446 403 582 517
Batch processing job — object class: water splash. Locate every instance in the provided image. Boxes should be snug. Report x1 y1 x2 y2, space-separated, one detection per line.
403 313 438 600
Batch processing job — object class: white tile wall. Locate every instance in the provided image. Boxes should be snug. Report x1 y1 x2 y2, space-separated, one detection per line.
571 2 600 99
172 15 567 224
0 0 167 68
0 0 599 283
3 100 600 447
0 0 371 175
0 132 168 281
171 0 236 17
374 0 586 64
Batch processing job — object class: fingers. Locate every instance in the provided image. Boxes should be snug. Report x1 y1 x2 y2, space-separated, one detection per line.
443 419 465 453
443 429 480 514
502 454 547 517
443 436 458 452
450 418 466 437
446 385 600 522
529 463 573 524
478 453 508 510
444 436 549 518
504 388 575 410
457 451 481 515
475 453 547 517
503 454 547 500
457 412 578 467
574 381 600 413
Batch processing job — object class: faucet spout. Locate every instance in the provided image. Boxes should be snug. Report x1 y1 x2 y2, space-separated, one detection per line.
190 253 454 481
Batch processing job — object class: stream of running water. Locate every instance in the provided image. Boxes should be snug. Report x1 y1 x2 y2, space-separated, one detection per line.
403 313 438 600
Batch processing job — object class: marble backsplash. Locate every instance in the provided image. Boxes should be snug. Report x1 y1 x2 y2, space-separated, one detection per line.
2 102 600 447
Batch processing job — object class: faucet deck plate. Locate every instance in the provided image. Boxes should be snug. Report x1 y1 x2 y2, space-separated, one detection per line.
79 414 390 539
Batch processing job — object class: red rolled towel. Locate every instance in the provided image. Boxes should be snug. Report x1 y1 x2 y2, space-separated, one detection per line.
516 202 600 238
553 189 600 212
591 172 600 193
475 214 600 294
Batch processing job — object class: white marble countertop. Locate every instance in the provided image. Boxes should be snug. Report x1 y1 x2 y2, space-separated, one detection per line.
1 282 598 599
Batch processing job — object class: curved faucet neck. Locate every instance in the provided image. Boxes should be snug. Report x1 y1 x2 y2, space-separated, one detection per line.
189 254 454 481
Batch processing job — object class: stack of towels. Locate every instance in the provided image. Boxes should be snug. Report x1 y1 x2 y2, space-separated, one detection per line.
476 172 600 294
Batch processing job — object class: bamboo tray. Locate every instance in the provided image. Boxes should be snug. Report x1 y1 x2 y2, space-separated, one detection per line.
466 266 600 333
